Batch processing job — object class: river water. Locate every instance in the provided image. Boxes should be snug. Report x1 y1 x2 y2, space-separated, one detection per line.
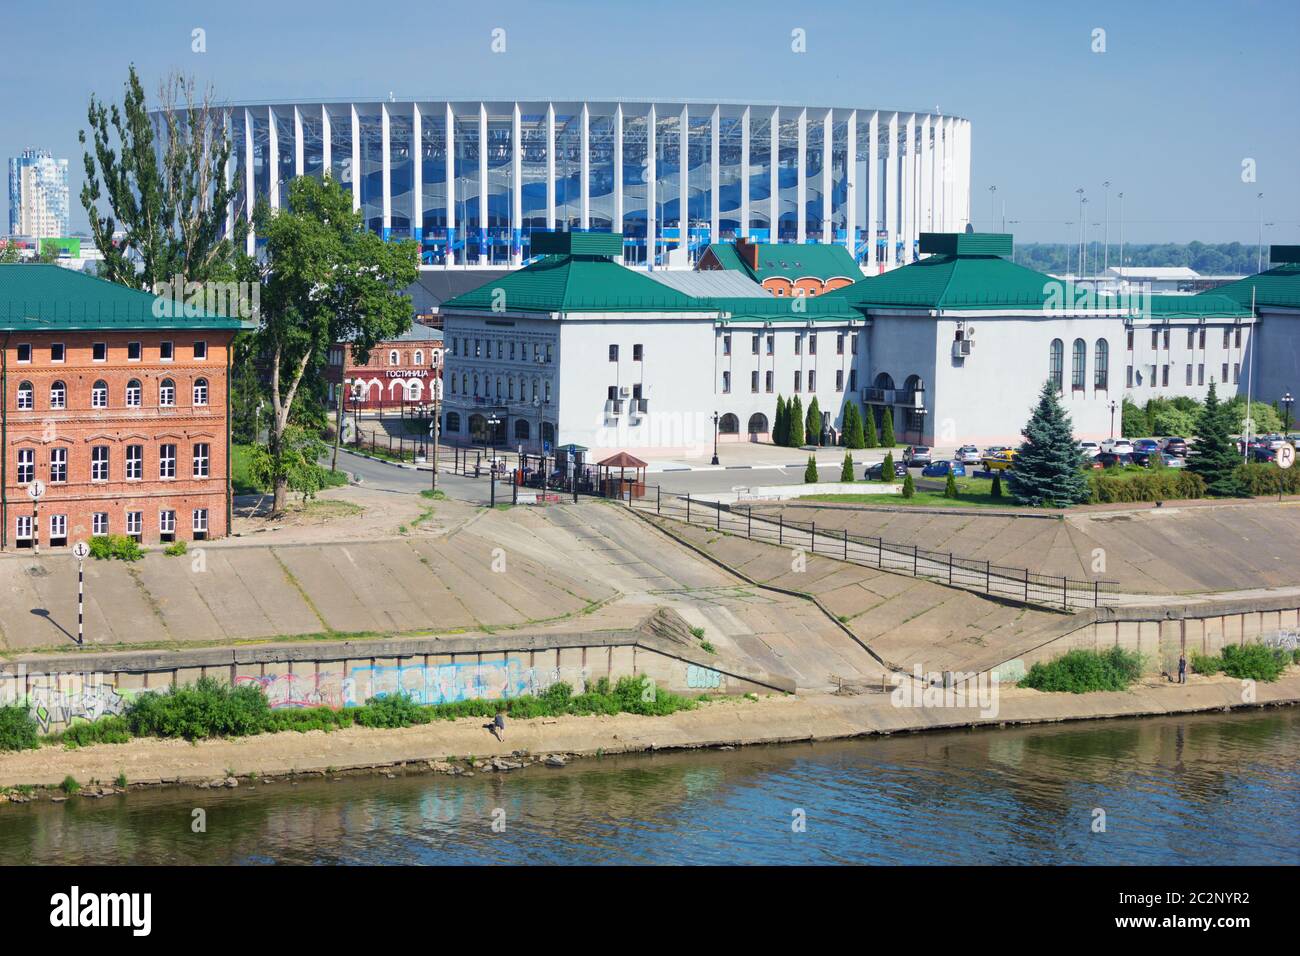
2 709 1297 865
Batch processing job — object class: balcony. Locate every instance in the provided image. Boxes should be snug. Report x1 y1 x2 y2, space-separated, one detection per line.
861 387 925 408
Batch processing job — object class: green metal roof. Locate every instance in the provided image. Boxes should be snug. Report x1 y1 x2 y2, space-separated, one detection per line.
0 264 250 331
1206 262 1300 310
918 232 1013 257
701 241 860 282
828 249 1059 310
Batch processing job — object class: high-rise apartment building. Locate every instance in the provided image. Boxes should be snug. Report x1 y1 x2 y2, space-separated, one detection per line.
8 148 70 238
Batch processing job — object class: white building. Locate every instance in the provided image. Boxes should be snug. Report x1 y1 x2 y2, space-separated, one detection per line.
438 231 1273 458
8 148 69 238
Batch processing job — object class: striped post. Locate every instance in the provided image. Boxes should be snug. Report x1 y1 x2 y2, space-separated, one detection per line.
77 558 84 646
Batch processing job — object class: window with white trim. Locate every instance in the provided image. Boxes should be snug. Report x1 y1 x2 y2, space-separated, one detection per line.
126 511 143 540
92 512 109 536
49 447 67 483
91 446 109 482
17 448 34 483
16 343 31 363
193 340 207 359
126 445 143 480
16 515 33 545
193 443 210 478
92 380 108 408
160 341 174 362
160 379 175 407
159 443 176 479
50 381 66 409
159 509 176 541
17 381 33 410
192 508 209 539
49 514 67 545
93 342 107 362
126 379 142 407
193 378 208 406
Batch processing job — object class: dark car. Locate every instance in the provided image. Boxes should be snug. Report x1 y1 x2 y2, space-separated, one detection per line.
1250 445 1277 463
1130 441 1161 466
921 460 967 478
903 445 932 467
1161 437 1189 456
866 459 909 481
1097 451 1133 468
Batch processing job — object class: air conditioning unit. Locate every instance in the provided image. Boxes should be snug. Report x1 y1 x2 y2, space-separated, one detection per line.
952 339 972 358
620 386 632 397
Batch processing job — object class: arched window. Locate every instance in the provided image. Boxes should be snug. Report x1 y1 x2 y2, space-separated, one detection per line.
91 380 109 409
389 349 399 366
445 412 461 433
747 412 769 435
514 419 530 440
50 381 66 409
873 372 895 390
160 378 176 407
413 349 424 366
1048 339 1064 393
903 374 925 399
1071 338 1086 390
16 381 33 410
718 413 740 434
407 381 421 402
1094 339 1109 389
126 379 142 407
193 377 209 406
541 422 555 443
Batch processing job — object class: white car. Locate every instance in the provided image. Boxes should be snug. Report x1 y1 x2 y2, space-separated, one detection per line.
957 445 982 465
1100 439 1134 455
1076 441 1101 458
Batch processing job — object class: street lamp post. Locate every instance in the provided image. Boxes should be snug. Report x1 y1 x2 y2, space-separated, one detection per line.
1102 181 1111 274
487 412 501 506
1284 392 1295 437
711 411 720 466
1109 399 1118 440
429 377 440 494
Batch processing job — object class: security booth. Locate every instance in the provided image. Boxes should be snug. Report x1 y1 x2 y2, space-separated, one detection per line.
596 452 648 499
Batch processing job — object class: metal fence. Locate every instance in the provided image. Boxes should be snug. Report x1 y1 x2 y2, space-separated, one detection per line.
623 483 1118 612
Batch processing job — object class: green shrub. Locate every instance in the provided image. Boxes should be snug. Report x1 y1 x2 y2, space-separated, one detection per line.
804 455 819 483
1086 468 1206 504
125 677 273 740
1018 647 1144 693
901 473 915 498
89 534 144 562
0 704 40 752
1293 648 1300 665
1219 644 1290 682
58 716 132 748
1234 462 1300 496
163 540 188 557
840 451 855 483
353 693 431 729
61 775 81 795
944 473 959 498
881 452 895 483
1190 652 1222 676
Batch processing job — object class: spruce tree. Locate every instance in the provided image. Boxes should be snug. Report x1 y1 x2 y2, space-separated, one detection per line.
804 455 819 483
774 395 787 446
840 451 855 482
880 407 896 448
991 472 1002 498
864 406 879 448
902 473 915 498
806 396 822 446
788 396 805 447
1188 380 1249 497
944 473 959 498
881 451 896 483
1006 381 1090 507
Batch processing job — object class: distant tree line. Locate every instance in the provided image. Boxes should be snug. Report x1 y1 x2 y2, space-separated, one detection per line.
1013 242 1270 276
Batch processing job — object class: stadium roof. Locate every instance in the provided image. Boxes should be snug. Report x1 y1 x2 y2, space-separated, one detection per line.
0 264 251 331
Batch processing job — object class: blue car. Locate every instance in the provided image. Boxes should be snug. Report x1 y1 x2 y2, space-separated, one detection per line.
921 460 966 478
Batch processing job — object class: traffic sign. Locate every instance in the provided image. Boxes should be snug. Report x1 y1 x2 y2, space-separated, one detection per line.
1279 444 1295 470
72 541 90 560
26 479 45 501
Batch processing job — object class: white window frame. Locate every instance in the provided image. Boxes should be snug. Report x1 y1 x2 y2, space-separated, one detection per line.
159 443 177 480
17 382 33 410
16 515 33 541
91 381 108 408
193 443 210 478
49 514 67 541
50 381 66 409
192 508 209 533
159 510 176 534
193 378 209 406
126 445 143 480
92 512 109 536
160 341 174 362
91 445 109 482
126 511 143 537
17 448 34 483
159 379 176 407
126 380 142 407
49 446 67 483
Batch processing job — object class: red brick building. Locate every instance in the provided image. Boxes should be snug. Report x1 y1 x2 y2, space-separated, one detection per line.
1 265 248 550
327 324 443 411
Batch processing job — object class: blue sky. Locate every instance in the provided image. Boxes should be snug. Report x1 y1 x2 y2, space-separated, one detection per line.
5 0 1296 244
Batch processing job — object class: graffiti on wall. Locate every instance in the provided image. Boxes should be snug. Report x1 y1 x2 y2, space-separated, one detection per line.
235 672 356 710
28 684 132 733
686 664 723 690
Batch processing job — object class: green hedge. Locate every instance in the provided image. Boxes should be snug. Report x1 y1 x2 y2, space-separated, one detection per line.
1087 469 1205 504
1018 647 1144 693
1234 462 1300 496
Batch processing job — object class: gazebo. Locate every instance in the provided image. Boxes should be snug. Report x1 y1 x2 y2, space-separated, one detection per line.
596 451 648 499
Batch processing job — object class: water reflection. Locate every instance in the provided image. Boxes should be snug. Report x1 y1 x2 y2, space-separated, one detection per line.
1 709 1296 865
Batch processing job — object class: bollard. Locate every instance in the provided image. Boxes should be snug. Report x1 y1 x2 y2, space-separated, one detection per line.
686 494 691 522
657 485 661 515
844 528 849 561
778 513 783 545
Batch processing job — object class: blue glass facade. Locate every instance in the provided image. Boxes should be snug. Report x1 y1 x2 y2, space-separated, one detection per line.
196 102 970 270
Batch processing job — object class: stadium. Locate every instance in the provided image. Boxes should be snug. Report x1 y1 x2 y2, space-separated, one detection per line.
169 98 971 270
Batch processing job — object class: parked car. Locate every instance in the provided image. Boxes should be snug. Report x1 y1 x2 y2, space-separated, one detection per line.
865 459 909 481
921 460 967 478
1250 445 1278 463
1097 451 1134 468
1160 453 1185 468
957 445 983 465
981 449 1019 472
983 445 1009 458
1161 436 1189 456
903 445 933 467
1077 441 1101 459
1100 438 1134 455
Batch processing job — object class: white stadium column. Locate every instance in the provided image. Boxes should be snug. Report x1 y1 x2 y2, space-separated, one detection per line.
381 103 392 235
445 103 456 265
795 108 806 244
904 114 915 263
964 120 974 230
512 103 523 264
867 111 878 272
934 116 946 232
613 104 624 261
321 106 331 179
646 105 656 265
350 104 361 213
921 114 932 238
293 106 304 177
268 107 279 210
412 104 423 243
884 112 897 268
822 110 832 244
769 108 779 241
710 106 720 247
678 106 687 258
478 102 487 263
580 102 590 231
224 109 234 238
244 108 255 255
546 104 556 231
739 106 750 240
845 110 857 258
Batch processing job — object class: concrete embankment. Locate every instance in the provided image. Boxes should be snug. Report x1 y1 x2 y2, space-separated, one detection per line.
3 672 1296 791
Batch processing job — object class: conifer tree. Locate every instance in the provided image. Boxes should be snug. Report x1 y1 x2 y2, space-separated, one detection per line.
842 403 866 449
788 396 805 447
804 455 819 483
944 473 959 498
774 395 787 446
840 451 855 482
1187 380 1249 497
880 407 896 448
1006 381 1090 507
902 473 915 498
805 396 822 446
881 451 896 483
864 407 879 448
